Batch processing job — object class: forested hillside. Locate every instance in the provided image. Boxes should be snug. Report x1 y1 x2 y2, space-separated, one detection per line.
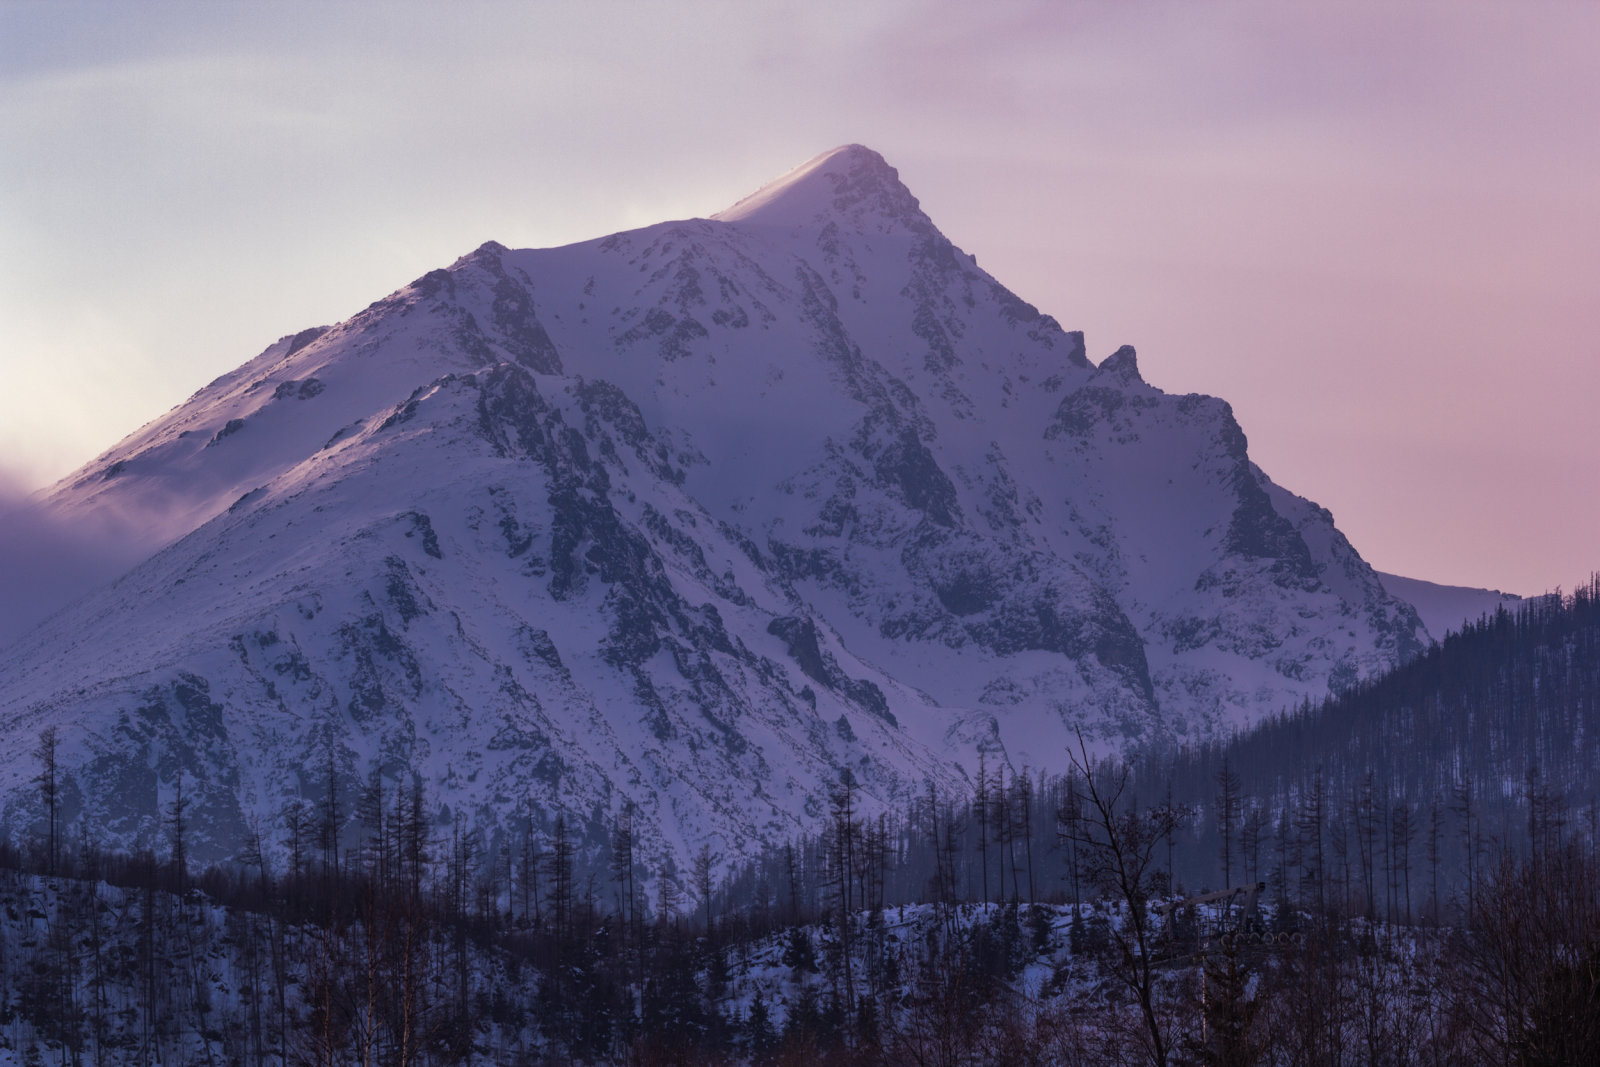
1 580 1596 1063
1155 574 1600 914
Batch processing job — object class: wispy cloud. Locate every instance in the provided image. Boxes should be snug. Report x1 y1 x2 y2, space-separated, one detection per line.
0 470 159 651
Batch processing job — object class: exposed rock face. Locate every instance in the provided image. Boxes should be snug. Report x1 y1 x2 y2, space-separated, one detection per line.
0 145 1426 871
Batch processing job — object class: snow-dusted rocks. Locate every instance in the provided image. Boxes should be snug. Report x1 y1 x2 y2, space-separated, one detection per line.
0 145 1428 870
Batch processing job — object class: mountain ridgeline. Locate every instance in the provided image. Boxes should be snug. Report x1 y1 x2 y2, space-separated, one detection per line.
0 145 1430 874
1161 576 1600 851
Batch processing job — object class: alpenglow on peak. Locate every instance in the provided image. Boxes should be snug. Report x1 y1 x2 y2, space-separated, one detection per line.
0 143 1430 879
712 144 933 233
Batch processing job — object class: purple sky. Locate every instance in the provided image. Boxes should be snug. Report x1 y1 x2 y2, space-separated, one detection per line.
2 1 1596 595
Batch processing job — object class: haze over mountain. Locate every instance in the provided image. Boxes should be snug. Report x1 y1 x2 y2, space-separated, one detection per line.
0 146 1436 870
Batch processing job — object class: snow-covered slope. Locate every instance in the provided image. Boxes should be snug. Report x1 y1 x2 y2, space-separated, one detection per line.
1376 571 1521 641
0 146 1428 869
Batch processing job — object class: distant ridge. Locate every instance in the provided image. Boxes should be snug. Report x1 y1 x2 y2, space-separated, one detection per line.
1377 571 1522 641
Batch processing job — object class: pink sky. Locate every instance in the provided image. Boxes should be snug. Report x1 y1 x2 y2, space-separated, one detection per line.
1 1 1596 595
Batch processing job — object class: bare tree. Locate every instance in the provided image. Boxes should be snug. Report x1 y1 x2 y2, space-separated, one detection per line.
1215 756 1241 889
1297 772 1328 916
1425 799 1444 924
1059 733 1180 1067
1016 770 1037 904
1241 804 1267 887
318 736 342 889
166 773 189 894
1391 800 1413 925
35 725 60 875
691 841 716 936
973 752 990 905
1450 840 1600 1065
1453 771 1480 924
1353 772 1379 920
1057 773 1084 913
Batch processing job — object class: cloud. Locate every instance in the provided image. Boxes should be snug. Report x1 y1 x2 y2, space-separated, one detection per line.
0 470 159 651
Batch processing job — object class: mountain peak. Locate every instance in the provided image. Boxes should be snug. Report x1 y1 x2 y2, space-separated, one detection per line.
1098 344 1143 383
713 144 931 232
1 143 1431 877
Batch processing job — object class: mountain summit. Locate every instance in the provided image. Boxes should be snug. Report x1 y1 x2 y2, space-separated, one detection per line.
714 144 931 232
0 148 1426 872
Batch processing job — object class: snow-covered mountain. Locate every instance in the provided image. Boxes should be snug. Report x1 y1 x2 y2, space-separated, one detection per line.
0 145 1428 869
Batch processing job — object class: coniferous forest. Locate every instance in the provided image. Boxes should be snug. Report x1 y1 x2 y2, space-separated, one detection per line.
3 580 1599 1064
